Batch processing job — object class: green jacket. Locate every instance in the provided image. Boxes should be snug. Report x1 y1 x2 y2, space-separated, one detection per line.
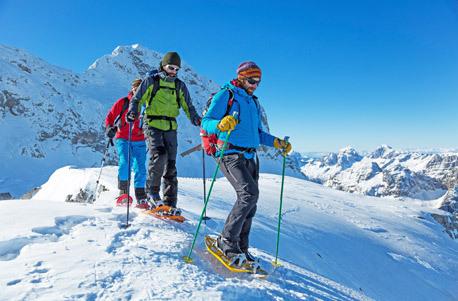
129 74 200 131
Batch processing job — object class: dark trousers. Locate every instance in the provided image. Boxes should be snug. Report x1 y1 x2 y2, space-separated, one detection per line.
144 126 178 207
219 153 259 252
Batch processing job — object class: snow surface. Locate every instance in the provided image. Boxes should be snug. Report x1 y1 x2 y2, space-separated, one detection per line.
0 166 457 300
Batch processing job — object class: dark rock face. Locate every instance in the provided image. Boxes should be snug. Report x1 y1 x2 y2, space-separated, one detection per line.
440 186 458 214
431 213 458 239
0 193 13 200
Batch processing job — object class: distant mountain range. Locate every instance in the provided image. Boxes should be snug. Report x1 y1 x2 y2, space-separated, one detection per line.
300 145 458 238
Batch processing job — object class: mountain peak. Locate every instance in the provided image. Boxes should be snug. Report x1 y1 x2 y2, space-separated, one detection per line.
337 146 362 169
338 145 358 154
370 144 396 159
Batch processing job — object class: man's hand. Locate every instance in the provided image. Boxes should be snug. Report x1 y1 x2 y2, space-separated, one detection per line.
106 126 117 139
274 138 292 155
217 115 238 132
126 110 137 123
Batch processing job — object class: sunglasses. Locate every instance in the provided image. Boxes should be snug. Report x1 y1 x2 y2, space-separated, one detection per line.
166 65 180 72
245 77 261 85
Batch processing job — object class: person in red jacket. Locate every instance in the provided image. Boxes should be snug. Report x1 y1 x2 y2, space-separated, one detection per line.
105 79 148 207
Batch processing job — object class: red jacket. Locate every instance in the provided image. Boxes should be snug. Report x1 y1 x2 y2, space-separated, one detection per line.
105 92 145 141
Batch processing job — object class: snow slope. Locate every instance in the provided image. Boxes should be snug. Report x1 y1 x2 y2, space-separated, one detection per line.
1 167 457 300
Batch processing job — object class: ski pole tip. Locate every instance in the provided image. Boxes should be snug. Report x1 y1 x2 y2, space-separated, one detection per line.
271 260 282 267
183 256 193 264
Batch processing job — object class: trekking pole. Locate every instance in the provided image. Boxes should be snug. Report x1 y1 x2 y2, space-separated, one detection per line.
93 138 114 203
184 112 238 263
202 148 210 222
273 136 290 267
121 121 134 229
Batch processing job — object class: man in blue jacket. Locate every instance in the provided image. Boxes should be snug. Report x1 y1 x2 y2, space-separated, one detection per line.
201 61 292 262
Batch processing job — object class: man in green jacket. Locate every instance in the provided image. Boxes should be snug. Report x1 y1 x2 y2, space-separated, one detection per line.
127 51 201 211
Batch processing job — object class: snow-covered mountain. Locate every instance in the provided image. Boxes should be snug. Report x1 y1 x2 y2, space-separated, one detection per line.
301 145 456 200
301 145 458 238
1 166 457 300
0 44 302 197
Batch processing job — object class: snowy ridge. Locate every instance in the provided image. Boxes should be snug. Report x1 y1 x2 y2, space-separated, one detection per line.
0 166 457 300
301 145 458 239
0 44 302 197
301 145 457 201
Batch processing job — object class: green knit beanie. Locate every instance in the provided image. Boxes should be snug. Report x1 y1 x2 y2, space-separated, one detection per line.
161 52 181 68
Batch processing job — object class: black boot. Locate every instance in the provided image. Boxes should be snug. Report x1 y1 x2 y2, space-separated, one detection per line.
217 236 244 258
118 179 129 195
242 249 257 262
163 198 177 208
135 187 147 201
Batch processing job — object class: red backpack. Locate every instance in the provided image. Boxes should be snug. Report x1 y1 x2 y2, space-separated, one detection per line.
200 88 235 156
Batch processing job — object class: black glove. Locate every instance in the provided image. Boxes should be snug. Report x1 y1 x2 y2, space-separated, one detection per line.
126 110 137 123
105 126 117 139
192 116 202 127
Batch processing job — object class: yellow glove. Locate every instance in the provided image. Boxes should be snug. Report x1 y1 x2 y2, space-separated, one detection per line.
217 115 238 132
274 138 292 155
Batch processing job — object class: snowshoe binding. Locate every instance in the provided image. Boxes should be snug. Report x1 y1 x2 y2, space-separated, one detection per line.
116 193 133 207
144 195 185 223
135 198 150 210
204 235 268 277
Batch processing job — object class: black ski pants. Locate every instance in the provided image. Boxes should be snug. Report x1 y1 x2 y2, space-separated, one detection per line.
144 126 178 207
219 152 259 252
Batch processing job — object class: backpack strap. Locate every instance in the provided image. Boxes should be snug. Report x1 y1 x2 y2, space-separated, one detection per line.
225 89 235 116
147 75 161 108
114 96 130 128
174 79 182 109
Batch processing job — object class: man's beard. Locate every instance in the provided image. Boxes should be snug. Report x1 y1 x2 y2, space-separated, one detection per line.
245 86 255 95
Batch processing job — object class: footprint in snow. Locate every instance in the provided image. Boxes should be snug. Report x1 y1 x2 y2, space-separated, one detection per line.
0 216 91 261
29 268 49 275
6 279 22 286
363 226 388 233
95 207 113 213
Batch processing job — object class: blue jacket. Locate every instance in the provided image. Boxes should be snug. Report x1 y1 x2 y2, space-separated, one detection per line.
202 81 275 158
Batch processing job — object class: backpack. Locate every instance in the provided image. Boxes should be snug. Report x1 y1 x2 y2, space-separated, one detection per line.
200 88 235 156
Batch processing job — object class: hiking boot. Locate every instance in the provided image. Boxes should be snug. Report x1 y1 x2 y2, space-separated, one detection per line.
135 198 150 210
163 199 177 209
148 193 164 208
242 249 258 263
135 187 147 201
216 236 246 266
118 179 129 191
167 207 182 216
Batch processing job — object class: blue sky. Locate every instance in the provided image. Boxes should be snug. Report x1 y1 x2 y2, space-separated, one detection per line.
1 0 457 152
